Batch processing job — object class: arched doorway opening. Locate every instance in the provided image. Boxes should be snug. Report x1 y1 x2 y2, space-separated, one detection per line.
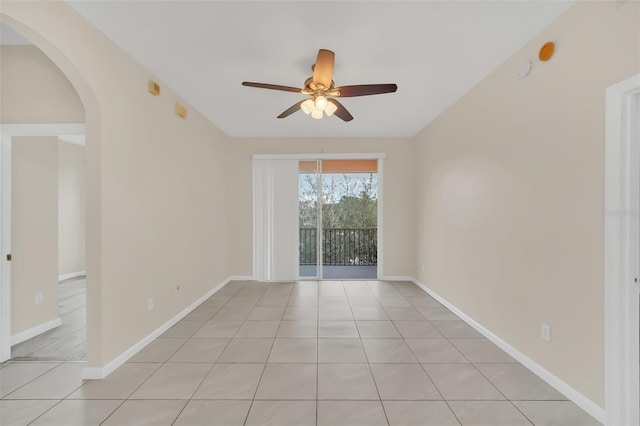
0 13 102 374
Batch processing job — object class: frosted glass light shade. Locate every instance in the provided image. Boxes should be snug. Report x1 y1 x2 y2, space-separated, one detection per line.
301 99 314 115
315 95 328 111
325 101 338 117
311 109 323 119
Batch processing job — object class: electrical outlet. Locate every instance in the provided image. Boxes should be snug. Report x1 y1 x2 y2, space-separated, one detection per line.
147 298 154 311
421 264 425 272
541 323 551 341
35 292 43 305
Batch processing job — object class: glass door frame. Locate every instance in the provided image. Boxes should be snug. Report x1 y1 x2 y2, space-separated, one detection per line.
298 159 322 280
295 153 384 280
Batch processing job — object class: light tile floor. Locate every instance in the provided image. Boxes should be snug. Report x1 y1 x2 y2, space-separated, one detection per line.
0 280 602 425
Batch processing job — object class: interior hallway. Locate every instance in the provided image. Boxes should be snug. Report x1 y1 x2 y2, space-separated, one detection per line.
0 279 599 426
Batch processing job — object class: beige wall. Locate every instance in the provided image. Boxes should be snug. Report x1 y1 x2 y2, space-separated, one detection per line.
0 45 84 123
11 137 58 335
414 1 639 407
2 2 231 368
58 141 85 277
225 138 416 278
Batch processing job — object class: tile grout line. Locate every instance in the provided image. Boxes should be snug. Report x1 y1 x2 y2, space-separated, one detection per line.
394 281 464 426
206 279 258 426
8 364 88 402
467 360 537 426
167 281 249 425
240 280 293 426
1 361 65 400
348 280 391 426
190 279 250 425
7 279 591 425
19 364 112 425
109 279 247 426
96 400 128 426
401 280 536 426
25 399 65 425
386 281 461 425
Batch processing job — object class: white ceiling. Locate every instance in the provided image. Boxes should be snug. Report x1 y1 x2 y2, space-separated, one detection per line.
66 1 573 138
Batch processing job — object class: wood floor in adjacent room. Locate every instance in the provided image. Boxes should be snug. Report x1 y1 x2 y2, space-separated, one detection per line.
0 280 600 425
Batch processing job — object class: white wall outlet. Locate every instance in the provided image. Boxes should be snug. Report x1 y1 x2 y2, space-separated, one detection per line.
147 298 154 311
35 292 43 305
421 264 425 272
541 323 551 341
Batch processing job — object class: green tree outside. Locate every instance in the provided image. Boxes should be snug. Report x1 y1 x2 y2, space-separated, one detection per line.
299 172 378 265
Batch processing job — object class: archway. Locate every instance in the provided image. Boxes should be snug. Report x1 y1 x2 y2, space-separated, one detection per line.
0 12 103 375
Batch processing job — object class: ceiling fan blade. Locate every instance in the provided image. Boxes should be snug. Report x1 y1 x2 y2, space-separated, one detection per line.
328 98 353 122
242 82 302 93
333 84 397 97
277 100 305 119
312 49 335 89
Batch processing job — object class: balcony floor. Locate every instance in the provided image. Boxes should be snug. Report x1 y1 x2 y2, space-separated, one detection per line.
299 265 377 279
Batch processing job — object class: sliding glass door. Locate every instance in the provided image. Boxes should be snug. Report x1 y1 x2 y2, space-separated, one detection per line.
298 159 378 279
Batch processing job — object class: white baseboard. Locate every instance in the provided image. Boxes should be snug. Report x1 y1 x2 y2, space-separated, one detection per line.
82 276 232 380
411 278 606 425
228 275 254 281
58 271 86 282
381 275 414 282
11 317 62 346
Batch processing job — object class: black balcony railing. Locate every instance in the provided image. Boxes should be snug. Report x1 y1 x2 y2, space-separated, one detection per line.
299 228 377 266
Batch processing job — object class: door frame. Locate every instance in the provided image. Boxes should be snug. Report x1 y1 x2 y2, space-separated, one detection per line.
253 153 385 280
0 123 85 362
604 73 640 426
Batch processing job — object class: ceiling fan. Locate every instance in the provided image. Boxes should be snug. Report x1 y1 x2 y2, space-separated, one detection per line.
242 49 397 122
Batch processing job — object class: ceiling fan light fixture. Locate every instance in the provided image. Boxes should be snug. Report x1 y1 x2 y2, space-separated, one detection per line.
324 101 338 117
311 109 324 120
242 49 397 122
301 99 315 115
314 95 328 111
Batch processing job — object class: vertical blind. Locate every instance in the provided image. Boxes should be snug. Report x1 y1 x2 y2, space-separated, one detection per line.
252 159 299 281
